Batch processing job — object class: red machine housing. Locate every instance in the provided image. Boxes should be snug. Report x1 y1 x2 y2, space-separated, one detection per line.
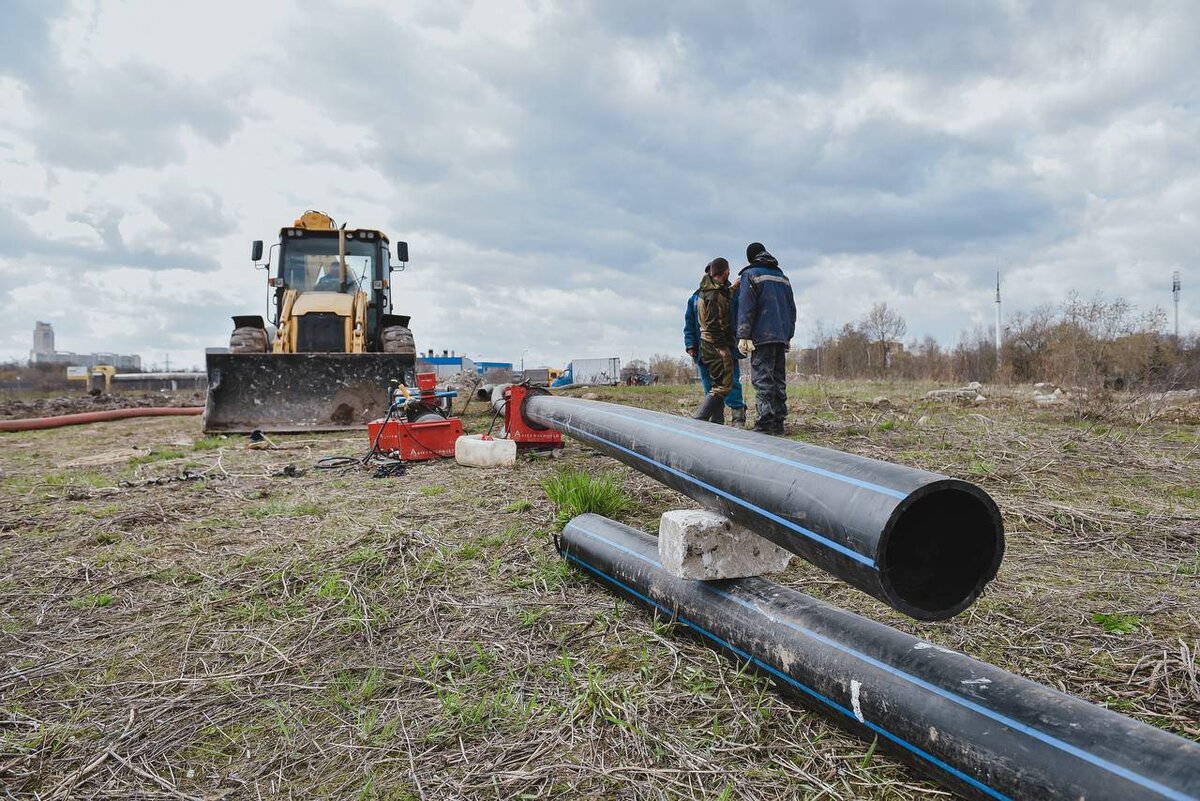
366 371 462 461
415 372 438 392
367 416 463 460
504 385 563 450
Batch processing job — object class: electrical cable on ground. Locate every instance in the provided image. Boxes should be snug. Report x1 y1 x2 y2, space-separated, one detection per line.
314 402 410 477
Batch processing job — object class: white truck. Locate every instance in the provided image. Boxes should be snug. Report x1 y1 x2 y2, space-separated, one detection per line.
551 357 621 387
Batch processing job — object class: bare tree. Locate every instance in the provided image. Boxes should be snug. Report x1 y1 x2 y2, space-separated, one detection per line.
648 353 696 384
861 303 907 371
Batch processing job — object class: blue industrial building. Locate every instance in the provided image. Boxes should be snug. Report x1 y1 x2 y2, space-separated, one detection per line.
475 361 514 375
415 350 513 380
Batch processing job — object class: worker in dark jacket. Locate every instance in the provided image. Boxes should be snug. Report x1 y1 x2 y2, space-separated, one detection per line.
685 270 746 426
693 258 736 424
736 242 796 434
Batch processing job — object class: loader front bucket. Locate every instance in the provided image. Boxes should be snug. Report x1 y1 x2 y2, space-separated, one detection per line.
203 353 416 433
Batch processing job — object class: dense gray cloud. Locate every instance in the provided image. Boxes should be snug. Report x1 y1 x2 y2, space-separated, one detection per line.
1 0 241 173
0 0 1197 368
28 63 242 171
0 0 67 83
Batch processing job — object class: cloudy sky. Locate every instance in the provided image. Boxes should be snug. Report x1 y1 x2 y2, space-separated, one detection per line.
1 0 1197 370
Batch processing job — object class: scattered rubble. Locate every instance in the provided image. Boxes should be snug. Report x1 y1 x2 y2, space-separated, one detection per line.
1145 388 1199 404
926 382 985 402
1032 384 1068 405
441 371 482 394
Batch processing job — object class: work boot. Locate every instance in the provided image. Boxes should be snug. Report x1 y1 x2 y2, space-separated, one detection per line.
729 408 746 428
752 420 778 435
692 394 722 422
709 403 726 425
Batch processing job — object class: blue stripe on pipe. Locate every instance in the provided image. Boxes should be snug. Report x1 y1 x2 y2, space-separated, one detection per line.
562 551 1011 801
567 522 1198 801
552 418 876 568
546 401 909 500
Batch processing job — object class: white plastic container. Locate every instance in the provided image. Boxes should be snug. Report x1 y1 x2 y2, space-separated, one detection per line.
454 434 517 468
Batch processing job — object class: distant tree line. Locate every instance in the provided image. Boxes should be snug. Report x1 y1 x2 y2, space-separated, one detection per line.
642 294 1198 389
800 294 1198 388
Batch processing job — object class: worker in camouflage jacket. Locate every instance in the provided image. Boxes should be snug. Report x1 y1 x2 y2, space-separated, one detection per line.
736 242 796 434
692 257 737 424
685 267 747 426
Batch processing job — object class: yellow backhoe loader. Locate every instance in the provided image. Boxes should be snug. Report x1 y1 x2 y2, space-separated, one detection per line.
203 211 417 432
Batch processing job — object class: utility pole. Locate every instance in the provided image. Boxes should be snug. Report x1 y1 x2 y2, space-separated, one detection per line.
1173 271 1182 341
164 353 171 372
994 271 1002 373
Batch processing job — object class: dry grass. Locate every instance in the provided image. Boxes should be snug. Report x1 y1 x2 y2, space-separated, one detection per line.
0 381 1197 799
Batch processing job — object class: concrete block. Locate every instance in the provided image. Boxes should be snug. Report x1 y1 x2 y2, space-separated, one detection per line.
659 509 792 580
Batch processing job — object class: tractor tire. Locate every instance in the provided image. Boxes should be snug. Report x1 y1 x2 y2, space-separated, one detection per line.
381 325 415 356
229 326 268 354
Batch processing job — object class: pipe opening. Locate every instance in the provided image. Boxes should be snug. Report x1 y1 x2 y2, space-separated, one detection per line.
882 486 1002 619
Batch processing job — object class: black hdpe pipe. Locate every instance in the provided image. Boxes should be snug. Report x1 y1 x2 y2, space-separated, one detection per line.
524 396 1003 620
561 514 1200 801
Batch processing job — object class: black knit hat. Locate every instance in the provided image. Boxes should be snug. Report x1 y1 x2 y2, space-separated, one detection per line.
746 242 766 262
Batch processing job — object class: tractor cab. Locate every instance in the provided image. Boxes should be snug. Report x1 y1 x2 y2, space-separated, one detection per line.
252 211 409 346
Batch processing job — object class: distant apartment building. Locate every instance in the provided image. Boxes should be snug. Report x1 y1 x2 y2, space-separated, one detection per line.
32 321 54 355
29 322 142 370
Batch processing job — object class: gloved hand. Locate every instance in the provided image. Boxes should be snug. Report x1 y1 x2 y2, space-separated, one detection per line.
738 339 754 356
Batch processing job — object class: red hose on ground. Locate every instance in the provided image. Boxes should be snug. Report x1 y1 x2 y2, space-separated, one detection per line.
0 407 205 432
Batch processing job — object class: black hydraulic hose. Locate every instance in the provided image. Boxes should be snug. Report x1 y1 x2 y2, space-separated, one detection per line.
560 514 1200 801
524 395 1003 621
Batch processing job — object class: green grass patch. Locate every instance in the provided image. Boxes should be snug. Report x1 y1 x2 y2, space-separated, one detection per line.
479 524 527 548
347 546 387 568
968 459 997 476
330 668 387 710
87 502 121 519
504 498 534 513
192 436 225 451
249 501 326 519
456 542 483 560
1092 612 1141 635
1176 550 1200 576
128 449 186 466
541 468 633 528
1169 485 1199 503
69 593 114 609
23 470 112 491
88 530 121 546
508 555 573 591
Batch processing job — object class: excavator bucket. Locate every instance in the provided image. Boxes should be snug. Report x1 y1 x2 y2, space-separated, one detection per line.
203 353 416 433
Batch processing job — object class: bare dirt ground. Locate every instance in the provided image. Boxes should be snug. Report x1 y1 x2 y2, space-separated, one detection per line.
1 381 1197 800
0 393 206 420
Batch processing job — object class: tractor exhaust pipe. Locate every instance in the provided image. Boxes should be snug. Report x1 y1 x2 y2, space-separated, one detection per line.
561 514 1200 801
523 396 1003 621
337 223 347 286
